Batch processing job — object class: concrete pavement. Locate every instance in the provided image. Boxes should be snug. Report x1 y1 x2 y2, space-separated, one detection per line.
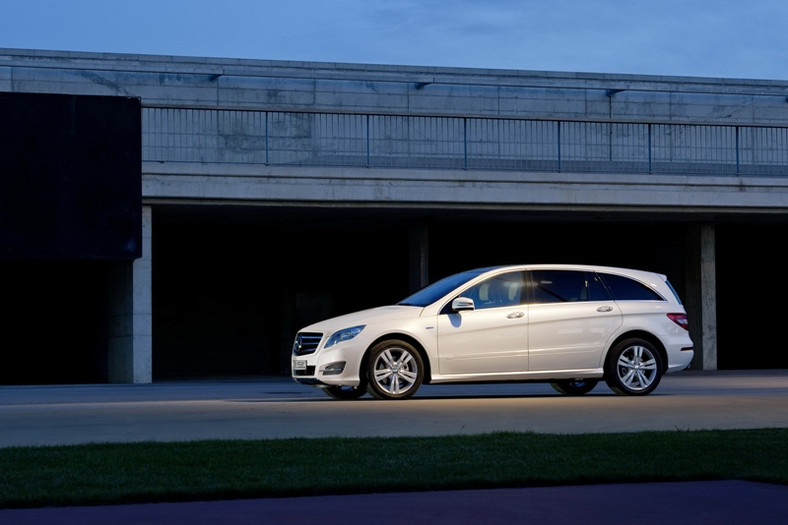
1 370 788 447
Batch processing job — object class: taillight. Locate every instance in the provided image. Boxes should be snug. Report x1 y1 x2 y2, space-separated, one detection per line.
668 313 689 331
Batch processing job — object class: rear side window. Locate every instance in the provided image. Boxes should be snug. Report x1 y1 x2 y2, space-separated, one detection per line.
599 273 664 301
528 270 611 304
665 280 684 305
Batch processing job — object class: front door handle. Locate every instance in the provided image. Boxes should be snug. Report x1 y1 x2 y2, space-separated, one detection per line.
597 306 613 313
507 311 525 319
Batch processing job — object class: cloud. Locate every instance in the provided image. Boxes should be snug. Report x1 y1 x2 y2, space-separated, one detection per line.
2 0 788 79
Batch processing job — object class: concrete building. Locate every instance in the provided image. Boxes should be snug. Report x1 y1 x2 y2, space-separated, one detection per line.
1 48 786 384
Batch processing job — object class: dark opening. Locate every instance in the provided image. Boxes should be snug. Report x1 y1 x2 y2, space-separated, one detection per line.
716 223 787 369
0 260 109 384
151 207 409 379
152 208 694 379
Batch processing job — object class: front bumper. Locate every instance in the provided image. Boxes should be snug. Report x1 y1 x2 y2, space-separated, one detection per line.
291 346 364 387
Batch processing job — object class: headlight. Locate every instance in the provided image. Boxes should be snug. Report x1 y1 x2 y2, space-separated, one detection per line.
324 325 365 348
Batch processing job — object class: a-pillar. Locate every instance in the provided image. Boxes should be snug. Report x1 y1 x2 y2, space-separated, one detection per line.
107 206 153 383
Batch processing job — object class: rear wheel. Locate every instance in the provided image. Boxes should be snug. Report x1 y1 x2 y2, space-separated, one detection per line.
551 378 599 395
366 340 424 400
605 338 663 395
323 385 366 400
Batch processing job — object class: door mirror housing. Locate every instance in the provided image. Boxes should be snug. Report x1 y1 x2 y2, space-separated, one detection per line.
451 297 475 311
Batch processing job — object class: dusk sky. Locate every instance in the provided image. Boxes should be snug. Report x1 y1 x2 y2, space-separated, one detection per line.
3 0 788 81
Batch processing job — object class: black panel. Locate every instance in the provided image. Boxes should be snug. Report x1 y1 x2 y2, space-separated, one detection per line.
0 92 141 259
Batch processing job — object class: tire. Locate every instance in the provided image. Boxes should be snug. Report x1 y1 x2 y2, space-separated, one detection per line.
365 340 424 400
551 378 599 395
605 338 663 395
323 385 366 400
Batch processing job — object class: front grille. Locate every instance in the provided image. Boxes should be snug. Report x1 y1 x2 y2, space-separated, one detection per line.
293 332 322 356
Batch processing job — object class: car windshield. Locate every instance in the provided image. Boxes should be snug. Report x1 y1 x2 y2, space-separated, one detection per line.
398 268 492 307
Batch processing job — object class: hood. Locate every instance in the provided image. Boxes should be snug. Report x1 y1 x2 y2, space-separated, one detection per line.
301 305 423 332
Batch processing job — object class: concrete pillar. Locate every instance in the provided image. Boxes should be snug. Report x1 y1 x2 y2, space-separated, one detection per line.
408 223 429 293
107 206 153 383
699 224 718 370
684 223 718 371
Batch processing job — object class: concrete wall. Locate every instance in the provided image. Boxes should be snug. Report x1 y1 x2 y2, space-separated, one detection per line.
3 48 788 123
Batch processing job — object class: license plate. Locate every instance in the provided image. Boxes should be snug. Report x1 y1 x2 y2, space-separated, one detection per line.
293 360 307 371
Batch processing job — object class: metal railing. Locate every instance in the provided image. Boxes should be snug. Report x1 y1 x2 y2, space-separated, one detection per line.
142 107 788 177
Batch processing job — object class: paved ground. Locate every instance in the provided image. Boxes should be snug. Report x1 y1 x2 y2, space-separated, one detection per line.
2 370 788 447
1 370 787 523
3 480 788 524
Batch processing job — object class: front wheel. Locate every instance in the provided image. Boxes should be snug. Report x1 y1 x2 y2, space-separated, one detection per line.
551 378 599 395
366 340 424 400
605 338 663 395
323 385 366 400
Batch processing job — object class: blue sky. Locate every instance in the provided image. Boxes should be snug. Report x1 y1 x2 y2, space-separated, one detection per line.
3 0 788 81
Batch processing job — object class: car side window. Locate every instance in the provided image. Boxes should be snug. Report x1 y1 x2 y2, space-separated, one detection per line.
599 273 665 301
527 270 610 304
462 271 525 310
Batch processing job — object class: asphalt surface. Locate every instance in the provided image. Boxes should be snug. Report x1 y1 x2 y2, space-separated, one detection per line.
2 370 788 524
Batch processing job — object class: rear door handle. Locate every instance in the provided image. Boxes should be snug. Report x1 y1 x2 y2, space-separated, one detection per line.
507 312 525 319
597 306 613 313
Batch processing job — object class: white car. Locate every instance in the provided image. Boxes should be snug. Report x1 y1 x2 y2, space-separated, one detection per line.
292 264 694 399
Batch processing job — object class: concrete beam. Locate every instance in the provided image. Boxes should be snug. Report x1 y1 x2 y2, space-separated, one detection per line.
142 163 788 213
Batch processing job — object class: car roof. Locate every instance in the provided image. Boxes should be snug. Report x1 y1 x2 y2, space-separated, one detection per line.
478 264 667 281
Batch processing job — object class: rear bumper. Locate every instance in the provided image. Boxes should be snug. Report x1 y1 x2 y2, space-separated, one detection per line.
666 348 694 373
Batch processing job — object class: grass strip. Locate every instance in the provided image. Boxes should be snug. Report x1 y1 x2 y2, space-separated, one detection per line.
1 428 786 509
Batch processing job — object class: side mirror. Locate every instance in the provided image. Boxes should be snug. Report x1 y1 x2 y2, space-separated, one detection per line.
451 297 475 312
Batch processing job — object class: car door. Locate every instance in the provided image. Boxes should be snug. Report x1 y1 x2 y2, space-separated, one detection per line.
526 270 622 371
436 271 528 375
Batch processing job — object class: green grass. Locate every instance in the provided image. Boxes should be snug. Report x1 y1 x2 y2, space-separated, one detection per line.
1 429 787 509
